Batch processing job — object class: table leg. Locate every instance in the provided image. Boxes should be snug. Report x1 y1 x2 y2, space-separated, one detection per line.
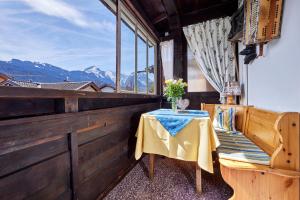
149 154 155 180
196 163 202 193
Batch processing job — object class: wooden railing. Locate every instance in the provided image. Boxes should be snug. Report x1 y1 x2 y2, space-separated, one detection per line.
0 87 161 200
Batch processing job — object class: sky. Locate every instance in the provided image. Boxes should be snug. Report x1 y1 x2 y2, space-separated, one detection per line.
0 0 138 73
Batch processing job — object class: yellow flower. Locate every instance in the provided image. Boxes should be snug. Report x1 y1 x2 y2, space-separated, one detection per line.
165 79 173 84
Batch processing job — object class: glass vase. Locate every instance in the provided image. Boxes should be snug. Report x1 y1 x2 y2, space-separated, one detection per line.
171 98 178 112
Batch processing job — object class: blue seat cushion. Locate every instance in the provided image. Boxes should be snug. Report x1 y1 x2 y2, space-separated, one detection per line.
216 130 270 166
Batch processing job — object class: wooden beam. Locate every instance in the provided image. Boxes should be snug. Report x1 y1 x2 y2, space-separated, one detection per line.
156 43 162 96
0 87 160 99
172 30 186 80
161 0 181 31
152 13 168 24
183 2 236 18
122 0 160 42
161 0 178 16
181 1 238 27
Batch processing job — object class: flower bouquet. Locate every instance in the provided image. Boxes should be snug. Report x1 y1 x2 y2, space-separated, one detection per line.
164 79 188 112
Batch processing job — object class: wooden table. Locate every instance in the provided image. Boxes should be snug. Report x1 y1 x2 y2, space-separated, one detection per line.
135 110 220 193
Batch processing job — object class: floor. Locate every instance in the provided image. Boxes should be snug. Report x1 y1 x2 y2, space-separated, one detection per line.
104 155 233 200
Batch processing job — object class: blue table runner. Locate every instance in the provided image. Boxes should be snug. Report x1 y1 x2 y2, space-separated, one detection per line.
147 109 209 136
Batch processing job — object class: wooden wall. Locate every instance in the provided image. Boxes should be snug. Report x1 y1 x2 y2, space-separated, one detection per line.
0 87 160 200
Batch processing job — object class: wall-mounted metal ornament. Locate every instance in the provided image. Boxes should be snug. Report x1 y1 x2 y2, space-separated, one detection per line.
239 44 257 64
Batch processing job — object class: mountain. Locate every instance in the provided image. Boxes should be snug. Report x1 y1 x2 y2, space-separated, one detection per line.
84 66 128 86
0 59 152 90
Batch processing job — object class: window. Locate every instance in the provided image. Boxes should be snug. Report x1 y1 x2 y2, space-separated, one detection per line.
137 33 147 93
0 0 117 92
121 20 135 92
187 47 215 92
0 0 157 94
119 3 157 94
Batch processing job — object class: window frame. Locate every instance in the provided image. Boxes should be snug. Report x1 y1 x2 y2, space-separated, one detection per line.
101 0 158 95
119 17 136 93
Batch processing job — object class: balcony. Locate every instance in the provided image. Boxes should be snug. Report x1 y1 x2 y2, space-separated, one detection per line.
0 0 299 200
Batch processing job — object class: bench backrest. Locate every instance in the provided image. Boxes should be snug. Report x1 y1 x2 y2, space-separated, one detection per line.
201 103 248 132
245 107 300 171
244 107 281 155
201 103 300 171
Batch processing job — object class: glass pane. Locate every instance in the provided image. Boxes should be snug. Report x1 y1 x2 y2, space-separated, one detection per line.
148 43 155 94
137 34 147 93
0 0 116 92
121 20 135 91
187 47 215 92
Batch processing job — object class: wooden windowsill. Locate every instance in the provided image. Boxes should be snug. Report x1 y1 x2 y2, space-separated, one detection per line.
0 86 160 99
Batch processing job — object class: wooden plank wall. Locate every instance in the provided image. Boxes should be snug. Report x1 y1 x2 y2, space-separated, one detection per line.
0 92 160 200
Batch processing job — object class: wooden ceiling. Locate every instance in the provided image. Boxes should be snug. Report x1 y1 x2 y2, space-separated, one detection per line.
125 0 238 38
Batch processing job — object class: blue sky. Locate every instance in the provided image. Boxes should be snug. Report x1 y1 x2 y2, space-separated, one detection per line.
0 0 133 73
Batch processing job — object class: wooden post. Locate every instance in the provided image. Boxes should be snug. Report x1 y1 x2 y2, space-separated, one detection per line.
69 132 79 200
64 97 79 200
195 163 202 193
149 154 155 180
64 97 78 113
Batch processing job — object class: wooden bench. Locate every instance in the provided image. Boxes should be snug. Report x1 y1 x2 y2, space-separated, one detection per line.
201 103 300 200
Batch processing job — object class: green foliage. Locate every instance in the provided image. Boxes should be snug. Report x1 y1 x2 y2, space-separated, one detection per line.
163 79 187 101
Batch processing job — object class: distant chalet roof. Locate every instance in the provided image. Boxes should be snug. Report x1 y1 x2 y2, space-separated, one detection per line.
99 84 116 90
0 79 100 92
1 79 40 88
40 81 100 91
0 73 10 80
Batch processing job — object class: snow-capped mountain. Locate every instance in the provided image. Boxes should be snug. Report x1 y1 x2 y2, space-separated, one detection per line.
0 59 152 90
124 72 154 92
84 66 128 86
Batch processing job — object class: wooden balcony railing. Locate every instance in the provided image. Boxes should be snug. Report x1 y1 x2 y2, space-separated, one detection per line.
0 86 160 200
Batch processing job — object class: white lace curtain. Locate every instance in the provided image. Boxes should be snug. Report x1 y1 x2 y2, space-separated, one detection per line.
183 17 237 100
160 40 174 80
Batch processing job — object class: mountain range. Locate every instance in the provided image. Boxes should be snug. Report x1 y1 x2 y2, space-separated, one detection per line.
0 59 152 91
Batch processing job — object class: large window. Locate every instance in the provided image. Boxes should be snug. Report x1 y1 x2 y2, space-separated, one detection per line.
187 47 215 92
0 0 117 92
119 5 157 94
0 0 157 94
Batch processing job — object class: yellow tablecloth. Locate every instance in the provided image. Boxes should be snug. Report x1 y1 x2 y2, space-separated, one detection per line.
135 113 220 173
